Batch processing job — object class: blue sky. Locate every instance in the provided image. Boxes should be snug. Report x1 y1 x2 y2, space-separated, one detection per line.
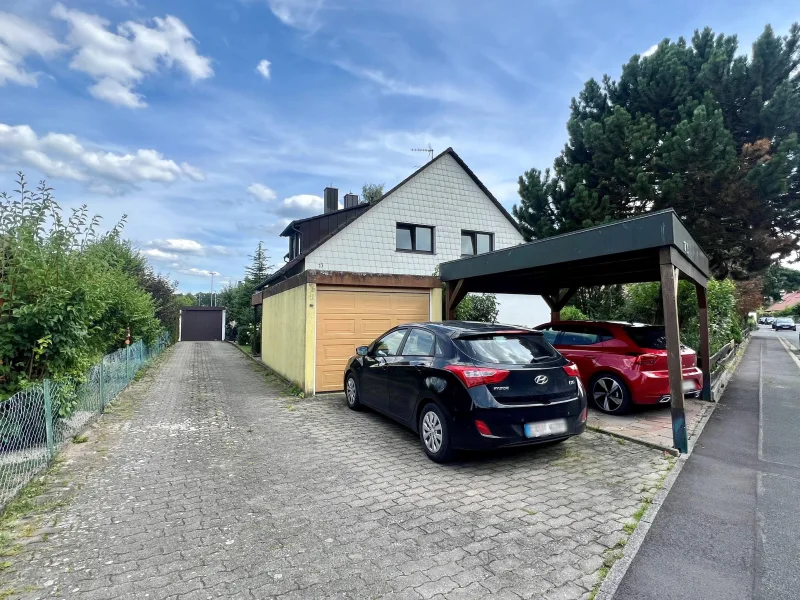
1 0 797 292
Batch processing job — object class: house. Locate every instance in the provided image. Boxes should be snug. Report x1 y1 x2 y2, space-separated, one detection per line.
765 290 800 313
251 147 547 394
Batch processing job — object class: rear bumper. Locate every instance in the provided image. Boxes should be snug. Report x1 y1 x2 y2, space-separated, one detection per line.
628 367 704 405
450 397 587 450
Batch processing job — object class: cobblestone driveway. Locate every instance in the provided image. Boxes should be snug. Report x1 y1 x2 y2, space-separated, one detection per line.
5 343 671 599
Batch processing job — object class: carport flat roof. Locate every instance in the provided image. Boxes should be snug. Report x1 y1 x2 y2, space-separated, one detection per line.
439 209 710 293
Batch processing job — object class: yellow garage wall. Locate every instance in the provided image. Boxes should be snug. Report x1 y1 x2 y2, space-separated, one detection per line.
261 283 316 393
430 287 443 321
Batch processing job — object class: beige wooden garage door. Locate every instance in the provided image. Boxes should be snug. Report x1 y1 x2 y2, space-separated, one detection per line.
315 287 430 393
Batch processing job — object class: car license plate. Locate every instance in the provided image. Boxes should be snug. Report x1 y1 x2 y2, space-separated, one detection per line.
524 419 568 438
682 380 696 392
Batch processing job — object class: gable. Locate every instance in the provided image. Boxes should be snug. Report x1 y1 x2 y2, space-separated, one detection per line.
304 152 524 276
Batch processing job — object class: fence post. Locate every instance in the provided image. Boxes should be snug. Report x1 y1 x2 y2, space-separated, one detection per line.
126 344 130 382
99 357 105 410
43 379 55 460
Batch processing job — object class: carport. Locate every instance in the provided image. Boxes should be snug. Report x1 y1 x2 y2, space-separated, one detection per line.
439 209 711 453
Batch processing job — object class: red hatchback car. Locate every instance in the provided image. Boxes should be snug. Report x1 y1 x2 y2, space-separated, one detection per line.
535 321 703 414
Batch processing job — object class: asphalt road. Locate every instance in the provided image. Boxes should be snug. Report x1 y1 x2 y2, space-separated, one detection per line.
614 327 800 600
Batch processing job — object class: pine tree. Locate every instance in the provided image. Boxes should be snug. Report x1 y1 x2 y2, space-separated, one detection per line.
514 23 800 279
245 241 272 285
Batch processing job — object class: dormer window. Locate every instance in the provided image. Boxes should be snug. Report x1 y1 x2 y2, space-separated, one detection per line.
289 233 301 259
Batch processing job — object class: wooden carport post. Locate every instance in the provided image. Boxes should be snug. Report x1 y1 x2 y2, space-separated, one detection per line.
696 285 712 401
445 279 468 320
659 248 688 454
542 288 578 321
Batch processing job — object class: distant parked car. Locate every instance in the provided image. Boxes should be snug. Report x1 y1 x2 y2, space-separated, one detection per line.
763 316 776 325
535 321 703 415
772 317 797 331
343 322 587 462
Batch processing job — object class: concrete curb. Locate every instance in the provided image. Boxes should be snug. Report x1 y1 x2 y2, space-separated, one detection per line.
595 454 686 600
585 426 679 456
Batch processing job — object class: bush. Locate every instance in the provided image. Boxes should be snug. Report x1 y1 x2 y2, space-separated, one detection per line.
0 175 163 396
560 305 588 320
455 294 499 322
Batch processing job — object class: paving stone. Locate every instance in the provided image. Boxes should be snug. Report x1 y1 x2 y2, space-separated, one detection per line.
0 343 672 600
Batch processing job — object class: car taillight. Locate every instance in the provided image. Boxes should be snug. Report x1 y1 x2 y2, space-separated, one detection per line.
444 365 510 388
580 407 587 423
562 362 580 378
634 354 658 366
475 420 493 436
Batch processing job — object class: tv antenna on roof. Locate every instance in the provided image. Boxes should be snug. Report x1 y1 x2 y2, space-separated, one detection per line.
411 143 434 163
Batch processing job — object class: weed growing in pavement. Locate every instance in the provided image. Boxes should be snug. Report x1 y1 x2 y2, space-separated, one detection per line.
589 458 676 598
73 434 89 444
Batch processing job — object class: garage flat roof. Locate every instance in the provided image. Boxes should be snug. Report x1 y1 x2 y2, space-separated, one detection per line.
439 209 710 293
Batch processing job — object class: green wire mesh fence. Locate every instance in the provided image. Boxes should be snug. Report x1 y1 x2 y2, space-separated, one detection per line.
0 333 170 511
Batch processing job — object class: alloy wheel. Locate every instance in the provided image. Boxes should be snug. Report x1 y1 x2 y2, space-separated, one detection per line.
593 377 624 412
421 411 443 454
346 377 357 406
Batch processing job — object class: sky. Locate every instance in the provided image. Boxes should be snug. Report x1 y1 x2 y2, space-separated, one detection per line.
1 0 798 292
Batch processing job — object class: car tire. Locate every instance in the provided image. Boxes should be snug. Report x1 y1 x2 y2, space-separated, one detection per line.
419 404 453 463
590 374 632 414
345 373 362 411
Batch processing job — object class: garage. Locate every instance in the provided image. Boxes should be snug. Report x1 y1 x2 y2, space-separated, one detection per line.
315 287 431 392
179 307 226 342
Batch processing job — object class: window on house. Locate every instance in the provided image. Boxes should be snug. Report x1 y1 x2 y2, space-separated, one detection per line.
396 223 434 253
461 231 494 256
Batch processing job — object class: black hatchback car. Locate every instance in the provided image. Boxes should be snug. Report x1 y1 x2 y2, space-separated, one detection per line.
343 322 587 462
773 317 797 331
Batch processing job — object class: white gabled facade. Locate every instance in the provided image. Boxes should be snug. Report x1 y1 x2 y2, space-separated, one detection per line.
304 152 524 274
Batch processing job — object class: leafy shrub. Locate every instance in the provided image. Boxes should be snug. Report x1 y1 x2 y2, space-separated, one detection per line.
560 305 588 321
455 294 500 322
0 175 163 396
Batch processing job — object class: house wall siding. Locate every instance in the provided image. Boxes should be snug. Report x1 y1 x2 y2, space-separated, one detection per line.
304 153 524 275
261 283 316 392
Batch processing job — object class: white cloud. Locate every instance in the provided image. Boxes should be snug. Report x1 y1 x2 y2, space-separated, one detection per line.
641 44 658 58
282 194 323 211
156 238 204 253
0 12 64 86
247 182 277 202
141 248 178 261
179 267 218 277
0 122 204 188
256 59 271 79
51 3 214 108
266 0 324 31
334 61 475 106
180 162 205 181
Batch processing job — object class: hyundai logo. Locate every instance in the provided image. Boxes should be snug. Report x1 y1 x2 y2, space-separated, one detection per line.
534 375 549 385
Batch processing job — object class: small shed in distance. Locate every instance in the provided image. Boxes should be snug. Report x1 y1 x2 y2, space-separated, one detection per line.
179 307 226 342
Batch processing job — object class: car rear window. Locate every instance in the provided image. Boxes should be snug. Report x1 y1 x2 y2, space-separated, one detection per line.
624 326 667 350
454 333 559 365
777 318 794 324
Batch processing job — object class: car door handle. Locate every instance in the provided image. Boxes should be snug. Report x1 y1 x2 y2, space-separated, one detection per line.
409 361 426 368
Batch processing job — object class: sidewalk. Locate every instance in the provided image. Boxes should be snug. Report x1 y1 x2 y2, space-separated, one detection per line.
612 332 800 599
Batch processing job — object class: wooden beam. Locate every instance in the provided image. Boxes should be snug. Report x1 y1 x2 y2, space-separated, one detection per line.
446 279 467 319
696 284 712 401
660 249 688 454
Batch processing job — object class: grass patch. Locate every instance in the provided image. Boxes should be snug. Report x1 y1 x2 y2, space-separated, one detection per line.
237 344 252 355
72 434 89 444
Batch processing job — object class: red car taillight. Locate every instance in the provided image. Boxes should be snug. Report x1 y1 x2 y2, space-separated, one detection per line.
444 365 510 388
633 354 659 366
475 420 493 436
562 362 580 378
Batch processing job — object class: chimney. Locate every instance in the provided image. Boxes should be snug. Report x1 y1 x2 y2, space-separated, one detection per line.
343 193 359 208
323 187 338 214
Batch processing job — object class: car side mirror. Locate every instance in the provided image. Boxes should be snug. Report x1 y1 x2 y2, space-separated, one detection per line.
356 346 369 356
